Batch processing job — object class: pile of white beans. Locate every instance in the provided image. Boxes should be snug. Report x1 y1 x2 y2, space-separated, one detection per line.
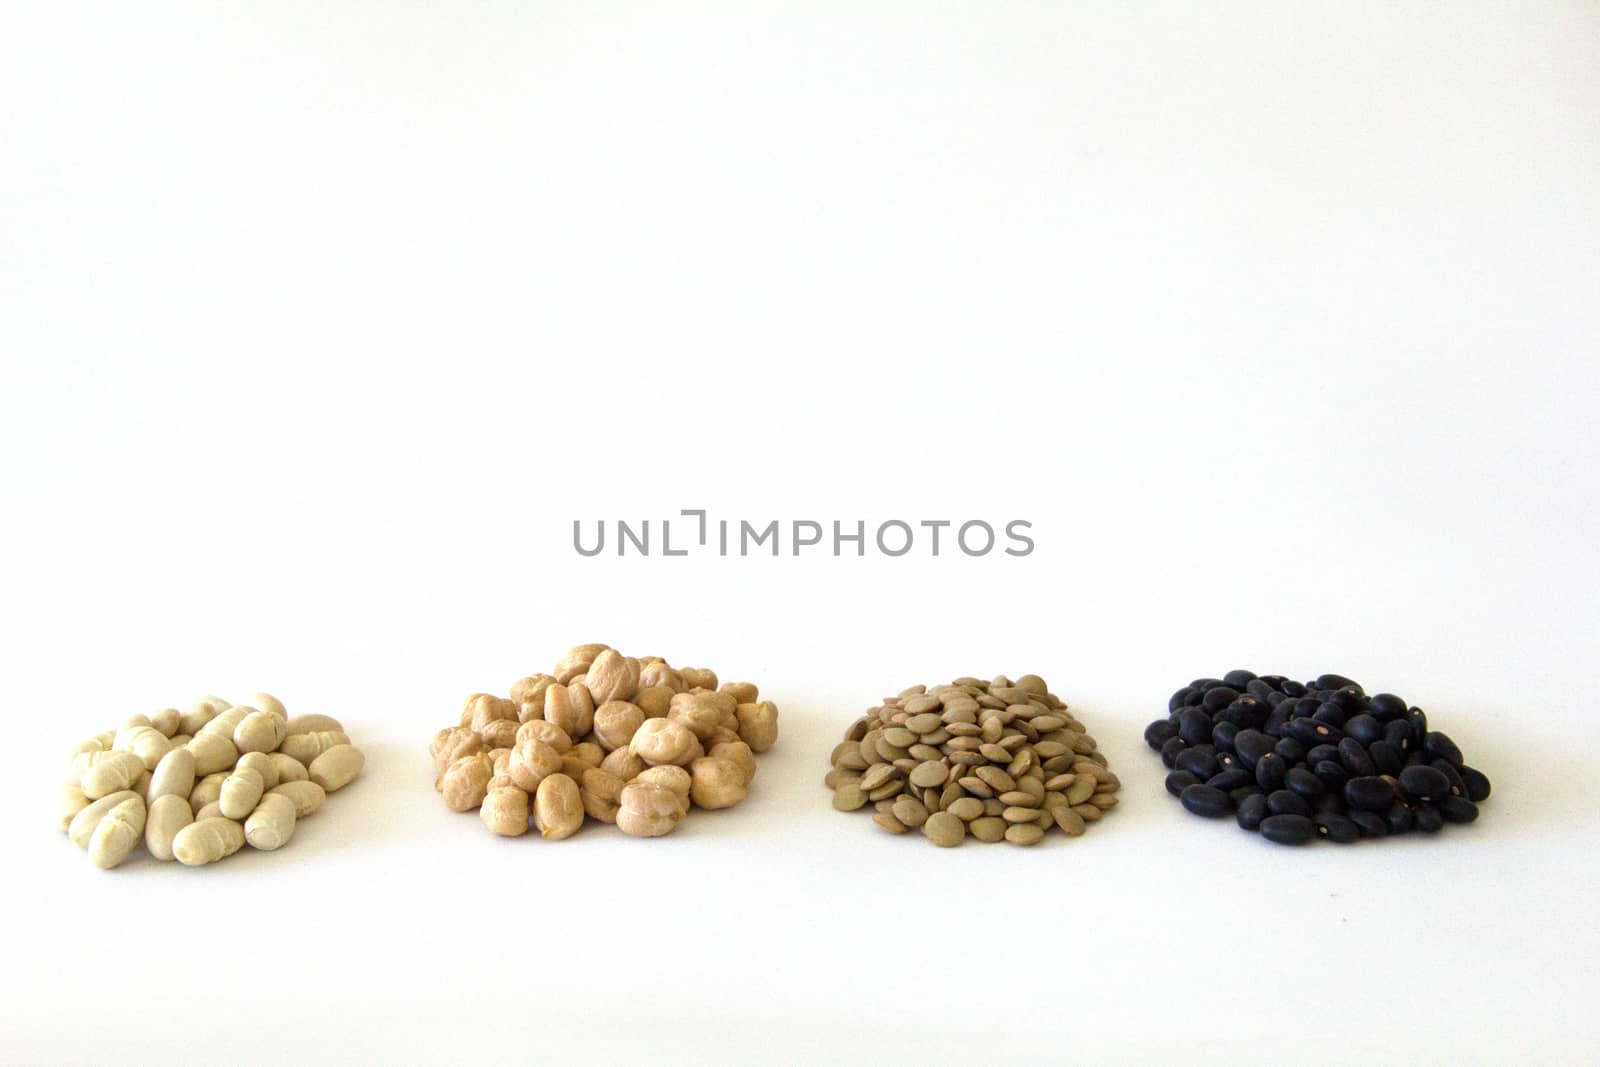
61 693 364 869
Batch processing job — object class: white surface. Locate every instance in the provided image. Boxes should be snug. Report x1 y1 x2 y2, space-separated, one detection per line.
3 4 1598 1064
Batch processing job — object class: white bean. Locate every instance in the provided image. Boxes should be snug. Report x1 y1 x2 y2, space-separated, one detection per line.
219 766 265 819
145 794 193 861
309 744 363 793
190 771 227 809
88 796 146 869
81 751 145 799
284 713 343 735
244 793 297 850
148 747 197 802
249 692 288 719
235 751 279 792
172 817 245 866
68 790 140 848
186 732 238 776
268 753 308 783
279 730 349 766
149 707 181 738
61 783 90 831
268 780 325 817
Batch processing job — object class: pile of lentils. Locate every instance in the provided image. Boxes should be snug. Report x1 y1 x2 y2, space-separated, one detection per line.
1144 671 1490 845
828 674 1120 847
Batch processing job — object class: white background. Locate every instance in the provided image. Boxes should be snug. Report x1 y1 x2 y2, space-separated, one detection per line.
2 4 1597 1065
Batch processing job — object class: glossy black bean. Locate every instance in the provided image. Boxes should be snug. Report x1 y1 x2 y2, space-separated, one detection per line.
1144 719 1179 750
1307 743 1342 767
1312 703 1348 729
1369 740 1403 776
1315 812 1360 843
1413 802 1444 833
1165 770 1201 797
1438 796 1479 824
1245 679 1276 702
1282 680 1308 697
1431 760 1467 798
1236 792 1269 831
1207 769 1254 792
1191 678 1225 692
1277 697 1304 718
1267 789 1312 818
1349 810 1388 838
1369 693 1407 719
1176 708 1212 747
1263 707 1290 737
1407 707 1429 740
1233 729 1274 769
1180 784 1232 818
1345 776 1397 811
1384 802 1414 834
1314 673 1360 693
1223 669 1257 688
1184 688 1207 707
1424 731 1464 768
1383 719 1415 753
1265 690 1287 707
1211 721 1239 753
1255 753 1288 791
1273 738 1307 764
1260 813 1314 845
1230 785 1261 807
1288 717 1342 745
1221 698 1268 730
1344 714 1383 747
1460 766 1492 802
1168 688 1195 713
1314 760 1349 793
1398 765 1450 802
1338 738 1377 777
1201 687 1240 714
1175 748 1220 780
1330 686 1369 712
1160 736 1187 769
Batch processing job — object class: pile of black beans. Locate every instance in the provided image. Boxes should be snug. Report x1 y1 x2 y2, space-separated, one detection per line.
1144 671 1491 845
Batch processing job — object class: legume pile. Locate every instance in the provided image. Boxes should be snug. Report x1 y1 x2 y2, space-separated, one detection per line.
61 694 364 869
828 675 1119 847
1145 671 1491 845
430 643 779 839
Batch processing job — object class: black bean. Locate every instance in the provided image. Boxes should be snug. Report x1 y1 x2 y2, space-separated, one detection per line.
1207 769 1254 793
1222 698 1268 730
1282 680 1308 697
1349 810 1388 838
1314 673 1359 692
1273 738 1306 763
1168 688 1195 713
1202 687 1241 713
1236 792 1269 831
1176 708 1212 747
1191 678 1225 692
1276 697 1304 718
1307 744 1343 768
1345 776 1398 811
1260 813 1315 845
1344 714 1383 747
1267 789 1312 818
1285 767 1324 799
1314 760 1349 793
1245 679 1276 702
1144 718 1179 750
1438 796 1479 824
1175 748 1220 780
1369 740 1404 776
1255 753 1288 791
1223 669 1257 688
1424 731 1464 768
1407 707 1429 740
1385 801 1415 834
1211 721 1239 753
1398 765 1450 803
1165 770 1201 797
1330 687 1369 713
1312 702 1348 729
1288 717 1342 745
1315 812 1360 843
1184 688 1207 707
1230 785 1261 807
1431 760 1467 798
1383 719 1415 753
1233 729 1275 769
1338 738 1377 777
1413 802 1444 833
1180 784 1232 818
1161 736 1187 769
1460 766 1492 802
1369 693 1407 719
1263 707 1290 737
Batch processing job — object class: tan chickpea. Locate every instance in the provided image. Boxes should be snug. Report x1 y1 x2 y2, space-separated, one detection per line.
616 782 686 838
635 685 674 718
148 747 198 802
81 751 146 799
591 701 645 751
430 726 483 780
244 792 297 850
583 648 640 705
480 785 530 836
689 757 749 810
477 718 519 749
600 748 646 781
633 765 692 804
268 752 308 784
511 674 558 720
173 817 245 866
720 681 758 705
219 766 266 820
88 795 146 869
515 719 573 754
629 718 698 767
233 710 289 754
638 662 684 693
708 740 757 786
544 683 595 739
145 794 193 861
456 692 500 727
535 773 584 839
735 701 780 753
553 643 609 685
186 732 239 776
558 755 591 781
570 741 604 768
440 752 495 811
680 667 718 691
467 693 519 733
508 737 562 792
667 692 723 741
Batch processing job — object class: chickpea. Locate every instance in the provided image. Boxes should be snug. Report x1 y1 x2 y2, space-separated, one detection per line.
467 693 519 733
430 726 483 780
638 662 684 693
600 748 646 781
633 765 692 804
534 774 583 839
514 719 572 754
591 701 645 752
629 718 698 767
477 718 519 750
570 741 604 768
480 786 530 837
553 643 608 685
735 701 780 754
583 648 641 705
689 756 749 810
708 740 757 786
680 667 718 691
544 683 595 739
509 673 558 712
507 738 562 792
720 681 758 705
635 685 674 718
667 692 723 742
440 753 495 812
616 782 685 838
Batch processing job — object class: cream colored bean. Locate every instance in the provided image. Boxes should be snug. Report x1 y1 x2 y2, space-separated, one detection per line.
186 732 238 776
244 792 297 850
234 710 288 754
190 772 227 810
309 744 363 793
70 734 112 758
167 733 192 749
195 800 224 821
267 752 308 784
81 751 146 799
149 707 181 738
145 794 193 861
284 713 343 735
178 699 223 736
268 780 325 818
119 725 172 770
279 730 350 766
249 692 288 719
68 790 140 849
172 817 245 866
147 747 197 802
88 796 146 869
199 706 249 738
235 751 279 792
219 767 265 819
61 784 90 832
121 713 153 732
